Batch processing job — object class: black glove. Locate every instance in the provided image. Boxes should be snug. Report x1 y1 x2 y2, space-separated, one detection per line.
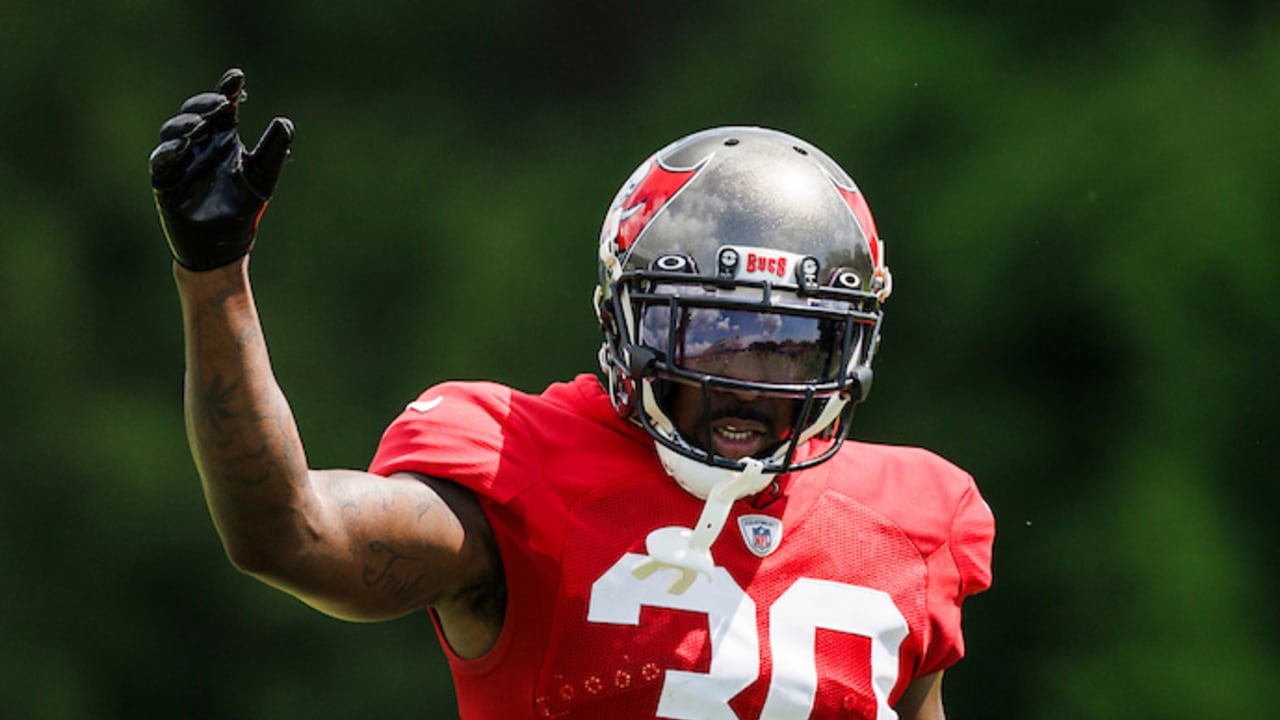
149 68 294 271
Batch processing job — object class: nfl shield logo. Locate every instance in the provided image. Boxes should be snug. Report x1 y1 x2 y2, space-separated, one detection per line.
737 514 784 558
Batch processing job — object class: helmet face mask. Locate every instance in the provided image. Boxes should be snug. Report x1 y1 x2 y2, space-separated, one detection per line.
596 126 890 498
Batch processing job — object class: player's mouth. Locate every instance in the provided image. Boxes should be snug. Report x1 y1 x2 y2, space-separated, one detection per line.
709 417 775 459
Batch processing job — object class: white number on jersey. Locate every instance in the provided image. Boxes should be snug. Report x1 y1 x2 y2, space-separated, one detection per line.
589 553 909 719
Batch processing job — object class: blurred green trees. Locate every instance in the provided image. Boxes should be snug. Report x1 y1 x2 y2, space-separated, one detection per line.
1 2 1276 718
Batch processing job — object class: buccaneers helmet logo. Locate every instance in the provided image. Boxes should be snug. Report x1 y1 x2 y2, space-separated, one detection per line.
604 158 702 252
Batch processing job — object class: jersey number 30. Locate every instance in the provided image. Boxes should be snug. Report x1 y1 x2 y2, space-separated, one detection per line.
589 553 909 720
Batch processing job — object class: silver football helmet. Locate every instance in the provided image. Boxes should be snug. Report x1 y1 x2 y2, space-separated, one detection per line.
595 126 891 500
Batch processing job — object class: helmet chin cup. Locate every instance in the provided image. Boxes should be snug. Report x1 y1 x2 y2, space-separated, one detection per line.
632 458 766 594
655 442 775 500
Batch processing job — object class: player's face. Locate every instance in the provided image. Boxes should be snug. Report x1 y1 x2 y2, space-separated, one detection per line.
667 382 798 460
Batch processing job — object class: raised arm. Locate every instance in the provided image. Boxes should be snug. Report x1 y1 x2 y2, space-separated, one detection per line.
151 70 501 656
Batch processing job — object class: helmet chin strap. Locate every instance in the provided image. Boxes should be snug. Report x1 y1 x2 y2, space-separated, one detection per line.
632 458 766 595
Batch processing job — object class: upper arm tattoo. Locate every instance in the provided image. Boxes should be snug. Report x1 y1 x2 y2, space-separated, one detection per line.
362 540 427 601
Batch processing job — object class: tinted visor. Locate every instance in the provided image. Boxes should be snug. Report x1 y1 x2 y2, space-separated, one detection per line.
639 303 852 385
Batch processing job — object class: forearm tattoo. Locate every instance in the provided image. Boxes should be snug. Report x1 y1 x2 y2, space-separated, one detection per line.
187 309 304 495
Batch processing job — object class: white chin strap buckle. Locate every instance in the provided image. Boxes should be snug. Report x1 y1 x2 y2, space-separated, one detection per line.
632 458 765 594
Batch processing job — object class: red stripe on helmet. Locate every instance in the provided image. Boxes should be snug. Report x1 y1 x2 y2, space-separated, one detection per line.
836 186 881 267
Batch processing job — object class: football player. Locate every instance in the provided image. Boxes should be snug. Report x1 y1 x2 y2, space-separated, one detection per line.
151 68 994 720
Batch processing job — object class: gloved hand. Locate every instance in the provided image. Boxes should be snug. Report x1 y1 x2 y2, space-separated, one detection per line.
149 68 294 271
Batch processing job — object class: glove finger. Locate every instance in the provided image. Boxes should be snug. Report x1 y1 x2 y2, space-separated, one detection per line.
181 91 230 117
216 68 246 106
184 91 239 133
149 137 189 187
244 116 294 198
159 112 205 141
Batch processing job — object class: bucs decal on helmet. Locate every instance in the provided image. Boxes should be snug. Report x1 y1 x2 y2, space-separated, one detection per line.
745 250 788 278
608 158 703 252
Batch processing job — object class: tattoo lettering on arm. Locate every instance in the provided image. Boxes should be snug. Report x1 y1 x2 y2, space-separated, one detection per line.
363 540 427 600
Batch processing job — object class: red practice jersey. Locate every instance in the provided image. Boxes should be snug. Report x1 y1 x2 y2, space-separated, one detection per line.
369 374 994 720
